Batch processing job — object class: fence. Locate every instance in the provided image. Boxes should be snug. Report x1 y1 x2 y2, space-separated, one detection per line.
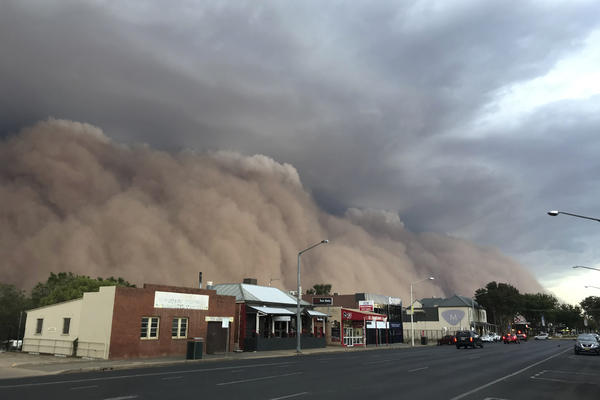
22 338 74 356
403 329 462 344
76 341 107 359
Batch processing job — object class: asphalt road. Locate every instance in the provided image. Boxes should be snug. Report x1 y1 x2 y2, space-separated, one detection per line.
0 340 598 400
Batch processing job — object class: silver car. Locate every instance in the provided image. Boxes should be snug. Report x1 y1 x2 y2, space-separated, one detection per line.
574 334 600 355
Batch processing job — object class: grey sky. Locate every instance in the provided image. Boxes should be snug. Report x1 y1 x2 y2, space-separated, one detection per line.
2 0 600 303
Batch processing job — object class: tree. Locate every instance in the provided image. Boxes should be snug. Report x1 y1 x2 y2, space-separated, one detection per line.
0 283 29 342
30 272 135 308
519 292 559 328
580 296 600 327
551 304 584 331
474 281 522 331
305 283 332 295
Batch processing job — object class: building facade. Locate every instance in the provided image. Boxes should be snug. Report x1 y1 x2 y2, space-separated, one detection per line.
22 284 236 359
403 295 492 343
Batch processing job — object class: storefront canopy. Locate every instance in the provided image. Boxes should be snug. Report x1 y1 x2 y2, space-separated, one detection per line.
306 310 329 317
249 305 295 315
342 308 387 322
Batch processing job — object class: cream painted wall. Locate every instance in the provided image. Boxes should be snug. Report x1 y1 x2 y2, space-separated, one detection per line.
22 299 83 356
77 286 116 359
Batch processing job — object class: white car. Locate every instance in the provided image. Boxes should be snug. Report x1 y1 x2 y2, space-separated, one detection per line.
534 333 549 340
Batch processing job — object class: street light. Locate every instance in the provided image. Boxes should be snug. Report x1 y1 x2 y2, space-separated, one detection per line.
585 285 600 290
547 210 600 222
573 265 600 272
410 276 435 347
296 239 328 353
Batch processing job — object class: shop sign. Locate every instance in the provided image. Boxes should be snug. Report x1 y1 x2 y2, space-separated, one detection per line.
155 291 209 310
205 316 234 322
359 300 374 312
273 316 291 322
313 297 333 305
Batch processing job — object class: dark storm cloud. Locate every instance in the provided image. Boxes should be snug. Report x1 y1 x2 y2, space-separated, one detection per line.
2 0 600 297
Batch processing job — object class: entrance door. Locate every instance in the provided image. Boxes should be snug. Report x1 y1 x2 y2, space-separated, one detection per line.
206 322 228 354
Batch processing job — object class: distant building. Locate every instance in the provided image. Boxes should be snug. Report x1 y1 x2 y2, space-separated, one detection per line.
22 284 236 359
212 281 328 351
303 293 403 347
403 295 492 342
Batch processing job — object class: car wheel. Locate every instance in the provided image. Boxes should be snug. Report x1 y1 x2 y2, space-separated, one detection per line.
456 345 460 349
574 349 579 355
479 343 484 348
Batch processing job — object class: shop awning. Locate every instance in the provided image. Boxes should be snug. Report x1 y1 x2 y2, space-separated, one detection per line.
306 310 329 317
249 305 295 315
341 308 387 322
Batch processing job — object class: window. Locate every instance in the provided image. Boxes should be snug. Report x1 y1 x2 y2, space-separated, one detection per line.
172 317 188 338
35 318 43 334
140 317 160 339
62 318 71 334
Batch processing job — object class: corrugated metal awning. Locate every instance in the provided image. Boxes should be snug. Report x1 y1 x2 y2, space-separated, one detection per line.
306 310 329 317
249 306 295 315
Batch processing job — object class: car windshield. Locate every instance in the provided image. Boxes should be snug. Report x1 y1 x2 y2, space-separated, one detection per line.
577 334 597 341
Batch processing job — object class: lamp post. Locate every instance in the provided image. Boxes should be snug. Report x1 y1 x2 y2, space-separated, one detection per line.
573 265 600 272
410 276 435 347
547 210 600 222
585 285 600 290
296 239 328 353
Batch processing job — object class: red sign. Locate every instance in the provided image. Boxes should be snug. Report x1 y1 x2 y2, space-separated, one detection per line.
341 308 386 322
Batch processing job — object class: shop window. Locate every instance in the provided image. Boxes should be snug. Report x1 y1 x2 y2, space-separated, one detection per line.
62 318 71 334
172 317 188 339
35 318 43 334
140 317 160 339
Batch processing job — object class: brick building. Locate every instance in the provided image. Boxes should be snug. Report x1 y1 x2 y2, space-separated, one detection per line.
22 284 236 359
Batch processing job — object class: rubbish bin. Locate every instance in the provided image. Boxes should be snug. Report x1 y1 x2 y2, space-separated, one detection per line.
186 338 204 359
421 336 428 345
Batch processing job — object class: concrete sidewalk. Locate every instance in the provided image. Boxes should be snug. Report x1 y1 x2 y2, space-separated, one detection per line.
0 342 414 380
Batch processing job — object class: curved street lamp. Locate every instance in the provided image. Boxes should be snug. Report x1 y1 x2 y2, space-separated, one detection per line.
585 285 600 290
547 210 600 222
573 266 600 272
410 276 435 347
296 239 328 353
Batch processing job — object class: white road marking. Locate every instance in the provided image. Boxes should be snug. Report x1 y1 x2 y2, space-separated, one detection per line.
365 359 394 365
217 372 302 386
103 396 138 400
70 385 99 390
268 392 309 400
161 376 182 380
0 361 295 389
448 348 571 400
407 366 429 372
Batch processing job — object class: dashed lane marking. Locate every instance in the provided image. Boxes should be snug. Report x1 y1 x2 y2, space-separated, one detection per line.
216 372 302 386
408 366 429 372
268 392 309 400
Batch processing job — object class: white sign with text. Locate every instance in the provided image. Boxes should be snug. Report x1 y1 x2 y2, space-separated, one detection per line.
154 291 209 310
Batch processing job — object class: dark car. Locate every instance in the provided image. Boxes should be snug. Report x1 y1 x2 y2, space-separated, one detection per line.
516 330 528 341
574 333 600 355
503 333 520 344
438 335 455 345
454 330 483 349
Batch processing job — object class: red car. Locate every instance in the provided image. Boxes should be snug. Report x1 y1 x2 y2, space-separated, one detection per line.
438 335 455 345
503 333 520 344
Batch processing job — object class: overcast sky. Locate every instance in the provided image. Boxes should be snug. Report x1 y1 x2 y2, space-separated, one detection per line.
2 0 600 304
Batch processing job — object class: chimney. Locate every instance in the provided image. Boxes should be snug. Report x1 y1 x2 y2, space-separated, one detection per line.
199 272 203 289
243 278 258 285
206 281 214 290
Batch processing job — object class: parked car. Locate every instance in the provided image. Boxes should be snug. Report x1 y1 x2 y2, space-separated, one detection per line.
490 333 501 342
534 333 549 340
454 330 483 349
574 333 600 355
480 334 493 343
503 333 520 344
437 335 455 345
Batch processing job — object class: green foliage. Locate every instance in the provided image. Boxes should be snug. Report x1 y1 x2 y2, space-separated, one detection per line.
580 296 600 325
0 283 29 340
475 281 586 332
305 283 332 295
30 272 135 308
474 281 522 330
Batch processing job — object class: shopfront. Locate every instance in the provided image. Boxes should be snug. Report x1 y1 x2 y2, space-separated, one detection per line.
340 308 387 347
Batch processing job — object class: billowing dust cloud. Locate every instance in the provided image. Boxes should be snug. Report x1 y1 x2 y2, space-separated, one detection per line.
1 119 542 300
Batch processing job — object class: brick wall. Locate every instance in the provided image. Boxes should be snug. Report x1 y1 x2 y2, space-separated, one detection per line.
108 284 236 359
